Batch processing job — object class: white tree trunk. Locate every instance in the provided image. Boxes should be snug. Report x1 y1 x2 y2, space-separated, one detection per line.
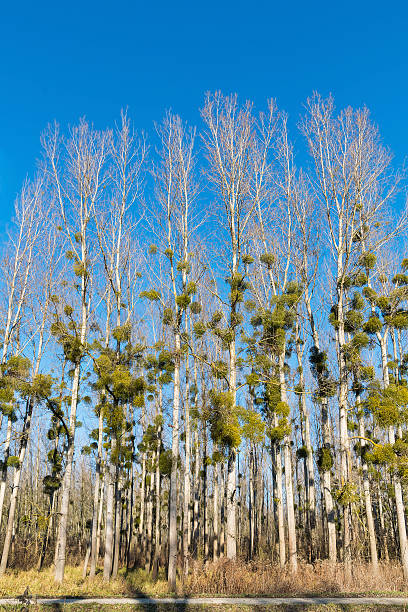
89 410 104 578
183 349 191 575
0 397 34 575
226 335 237 559
358 416 378 574
168 332 180 591
279 352 297 572
103 458 115 581
379 334 408 580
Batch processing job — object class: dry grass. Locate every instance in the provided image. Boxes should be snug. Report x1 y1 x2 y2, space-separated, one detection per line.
0 565 169 598
184 559 408 597
0 560 407 599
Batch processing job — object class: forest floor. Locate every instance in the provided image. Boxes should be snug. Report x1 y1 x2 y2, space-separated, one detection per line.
1 562 408 610
1 562 408 598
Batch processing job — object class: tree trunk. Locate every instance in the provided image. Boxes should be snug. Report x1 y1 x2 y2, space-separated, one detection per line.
111 469 121 578
145 467 153 571
183 350 191 575
213 453 219 561
249 448 254 560
272 432 286 567
295 321 316 561
168 332 181 591
103 454 115 581
336 291 351 572
54 360 81 583
152 388 162 577
380 334 408 580
203 425 209 562
89 410 104 578
226 331 237 559
358 409 378 574
0 417 13 528
193 429 200 555
0 397 34 575
96 476 105 565
279 352 297 572
306 302 337 563
54 247 88 583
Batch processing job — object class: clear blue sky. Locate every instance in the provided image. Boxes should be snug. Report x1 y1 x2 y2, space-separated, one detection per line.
1 0 407 225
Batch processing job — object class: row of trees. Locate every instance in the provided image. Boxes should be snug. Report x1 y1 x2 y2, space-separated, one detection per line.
0 93 408 589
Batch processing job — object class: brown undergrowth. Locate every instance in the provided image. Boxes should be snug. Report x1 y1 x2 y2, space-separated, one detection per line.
0 566 169 598
0 560 406 598
183 559 407 596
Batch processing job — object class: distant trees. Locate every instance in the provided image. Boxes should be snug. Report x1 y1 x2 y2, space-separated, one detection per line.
0 92 407 587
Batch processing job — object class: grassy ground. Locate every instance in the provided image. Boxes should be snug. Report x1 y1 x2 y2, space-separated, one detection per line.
182 559 408 597
0 566 169 598
1 561 408 602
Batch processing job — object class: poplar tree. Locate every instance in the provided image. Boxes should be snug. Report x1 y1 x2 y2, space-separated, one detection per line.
149 111 198 589
43 120 110 583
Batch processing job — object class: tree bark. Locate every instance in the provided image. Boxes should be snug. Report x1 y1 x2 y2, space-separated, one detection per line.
183 348 191 575
168 332 180 591
279 352 297 572
89 410 104 578
358 413 378 574
379 334 408 580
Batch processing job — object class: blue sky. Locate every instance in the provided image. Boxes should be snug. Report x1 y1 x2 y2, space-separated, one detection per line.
0 0 407 227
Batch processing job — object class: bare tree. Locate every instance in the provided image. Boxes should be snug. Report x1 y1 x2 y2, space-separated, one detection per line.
201 92 273 559
302 93 403 571
0 178 44 527
43 119 110 583
150 111 198 589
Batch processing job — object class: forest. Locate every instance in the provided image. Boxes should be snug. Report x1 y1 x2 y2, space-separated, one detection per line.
0 91 407 594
